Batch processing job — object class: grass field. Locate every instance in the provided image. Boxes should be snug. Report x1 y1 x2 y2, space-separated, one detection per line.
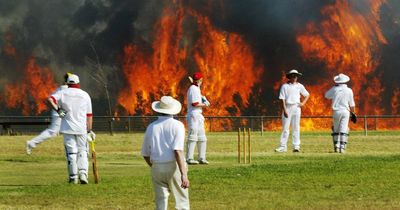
0 131 400 209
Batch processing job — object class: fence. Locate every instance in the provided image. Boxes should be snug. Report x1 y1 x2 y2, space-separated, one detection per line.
1 115 399 135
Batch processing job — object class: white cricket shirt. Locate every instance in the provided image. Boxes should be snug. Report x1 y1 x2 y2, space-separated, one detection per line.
50 85 68 116
51 87 92 135
279 82 310 105
187 84 202 114
141 116 185 163
325 84 355 111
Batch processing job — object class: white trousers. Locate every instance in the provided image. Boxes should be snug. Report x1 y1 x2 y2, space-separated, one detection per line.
186 112 207 160
63 134 88 180
279 105 301 149
27 115 61 148
151 161 190 210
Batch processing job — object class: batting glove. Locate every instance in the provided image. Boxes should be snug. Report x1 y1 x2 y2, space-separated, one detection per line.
202 96 210 106
87 130 96 142
57 108 67 118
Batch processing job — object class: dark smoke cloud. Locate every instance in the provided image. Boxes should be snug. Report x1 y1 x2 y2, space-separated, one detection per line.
0 0 399 115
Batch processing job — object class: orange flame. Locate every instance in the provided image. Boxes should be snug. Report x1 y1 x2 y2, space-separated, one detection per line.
392 88 400 115
117 1 262 117
295 0 388 130
3 31 17 56
4 58 57 115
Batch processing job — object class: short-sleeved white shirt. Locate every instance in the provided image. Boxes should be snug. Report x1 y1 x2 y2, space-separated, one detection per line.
279 82 310 105
51 87 92 135
187 84 202 114
325 84 355 111
50 85 68 116
141 116 185 163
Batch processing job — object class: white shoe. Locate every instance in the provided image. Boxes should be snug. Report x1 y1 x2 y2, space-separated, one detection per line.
198 159 209 165
26 141 33 155
293 147 300 153
79 174 88 184
69 178 79 184
186 159 199 165
275 147 287 153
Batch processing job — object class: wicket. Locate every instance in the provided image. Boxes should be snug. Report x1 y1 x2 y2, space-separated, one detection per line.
237 127 251 164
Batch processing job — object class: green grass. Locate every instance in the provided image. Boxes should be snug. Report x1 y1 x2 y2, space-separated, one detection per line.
0 131 400 209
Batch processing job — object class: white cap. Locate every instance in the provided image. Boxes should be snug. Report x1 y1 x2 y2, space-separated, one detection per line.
151 96 182 115
334 73 350 84
67 74 80 84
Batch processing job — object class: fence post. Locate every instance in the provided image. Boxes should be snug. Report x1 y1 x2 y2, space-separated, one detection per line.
108 117 115 136
261 116 264 136
364 115 368 136
209 117 212 132
128 117 131 133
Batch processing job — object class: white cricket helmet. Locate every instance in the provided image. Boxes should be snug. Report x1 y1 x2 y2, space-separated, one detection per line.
67 74 80 84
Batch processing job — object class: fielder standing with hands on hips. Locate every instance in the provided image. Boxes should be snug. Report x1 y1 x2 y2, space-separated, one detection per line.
48 74 95 184
141 96 190 210
325 73 356 153
186 72 210 165
275 69 310 153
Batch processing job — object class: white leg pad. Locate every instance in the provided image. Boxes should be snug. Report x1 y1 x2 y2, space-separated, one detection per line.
186 141 197 160
197 141 207 160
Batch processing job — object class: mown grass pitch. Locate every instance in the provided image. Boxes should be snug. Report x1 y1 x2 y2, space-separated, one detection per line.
0 131 400 209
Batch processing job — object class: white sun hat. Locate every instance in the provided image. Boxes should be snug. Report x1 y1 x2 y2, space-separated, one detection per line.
286 69 302 76
67 74 80 84
334 73 350 84
151 96 182 115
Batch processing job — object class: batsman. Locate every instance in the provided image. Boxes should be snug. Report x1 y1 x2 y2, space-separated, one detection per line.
186 72 210 165
49 74 96 184
325 73 356 153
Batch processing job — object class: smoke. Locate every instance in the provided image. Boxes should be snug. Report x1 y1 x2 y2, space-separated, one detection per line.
0 0 399 115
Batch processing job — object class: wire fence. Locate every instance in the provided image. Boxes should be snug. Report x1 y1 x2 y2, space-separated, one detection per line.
1 115 399 135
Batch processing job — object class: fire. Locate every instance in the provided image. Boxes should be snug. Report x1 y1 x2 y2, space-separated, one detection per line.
392 88 400 115
117 1 262 118
117 2 187 115
296 0 388 129
4 58 57 115
3 31 17 57
192 11 263 116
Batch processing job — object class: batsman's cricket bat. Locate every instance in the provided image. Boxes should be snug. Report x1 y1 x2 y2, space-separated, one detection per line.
188 76 193 83
89 140 99 184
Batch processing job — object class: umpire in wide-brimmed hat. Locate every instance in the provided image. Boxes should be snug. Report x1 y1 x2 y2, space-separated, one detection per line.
141 96 190 210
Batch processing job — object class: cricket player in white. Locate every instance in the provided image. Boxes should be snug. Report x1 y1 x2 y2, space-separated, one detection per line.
26 73 72 155
186 72 210 165
325 73 355 153
275 69 310 153
142 96 190 210
49 74 95 184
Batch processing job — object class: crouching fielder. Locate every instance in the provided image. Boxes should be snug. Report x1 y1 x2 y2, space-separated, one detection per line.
325 73 355 153
49 74 94 184
186 72 210 165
